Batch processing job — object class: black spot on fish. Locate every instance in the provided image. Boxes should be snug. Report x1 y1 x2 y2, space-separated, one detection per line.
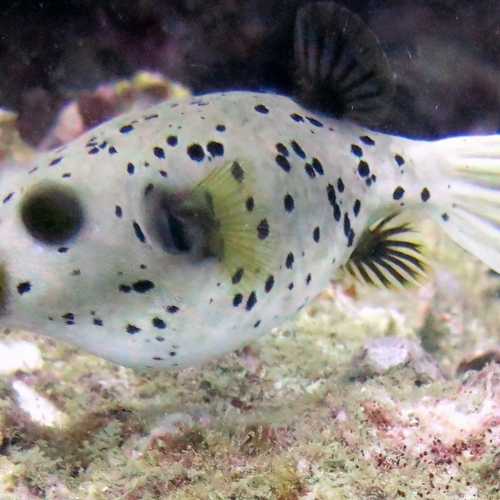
284 193 295 212
145 113 159 120
265 275 274 293
132 280 155 293
285 252 294 269
306 273 311 285
311 158 324 175
3 192 14 203
152 317 166 329
127 162 135 175
393 186 405 200
115 205 123 218
231 161 245 182
254 104 269 114
358 161 370 177
120 124 134 134
343 213 351 237
232 268 244 284
233 293 243 307
93 318 103 326
253 320 261 328
133 222 146 243
327 184 336 206
290 113 304 122
108 146 117 155
257 219 270 239
421 187 431 202
216 124 226 132
126 324 141 334
166 305 179 313
119 284 132 293
360 136 375 146
333 203 341 222
275 155 291 172
337 178 345 192
353 199 361 217
276 143 289 156
306 116 323 127
347 229 355 247
246 197 255 212
291 140 306 159
351 145 363 157
167 135 178 147
17 282 31 294
49 157 63 166
58 247 68 253
246 291 257 310
88 147 99 155
305 163 316 178
313 226 320 242
395 154 405 166
187 144 205 162
153 147 165 159
288 282 294 290
207 141 224 157
442 213 449 221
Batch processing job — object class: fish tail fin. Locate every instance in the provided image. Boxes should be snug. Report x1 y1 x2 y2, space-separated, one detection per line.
418 135 500 273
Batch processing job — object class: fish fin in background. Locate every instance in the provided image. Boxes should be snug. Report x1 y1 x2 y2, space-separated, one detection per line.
415 135 500 274
294 1 394 127
343 212 429 289
178 160 276 293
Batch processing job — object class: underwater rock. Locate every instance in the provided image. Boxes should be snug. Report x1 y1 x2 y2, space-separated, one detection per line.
457 349 500 375
352 336 445 382
0 341 43 375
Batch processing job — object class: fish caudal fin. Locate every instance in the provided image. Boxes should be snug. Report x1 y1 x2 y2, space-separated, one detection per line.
422 135 500 273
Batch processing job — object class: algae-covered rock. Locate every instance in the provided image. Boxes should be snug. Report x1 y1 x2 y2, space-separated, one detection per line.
352 336 445 382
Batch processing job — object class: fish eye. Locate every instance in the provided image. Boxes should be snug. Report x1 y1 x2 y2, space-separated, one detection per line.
20 183 84 245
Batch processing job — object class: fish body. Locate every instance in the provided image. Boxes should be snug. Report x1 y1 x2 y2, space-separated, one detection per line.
0 92 394 366
1 2 500 369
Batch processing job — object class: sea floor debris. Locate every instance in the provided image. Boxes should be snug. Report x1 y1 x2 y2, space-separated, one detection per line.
0 234 498 498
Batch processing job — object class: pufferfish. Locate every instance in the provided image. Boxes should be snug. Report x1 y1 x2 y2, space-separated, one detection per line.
1 2 500 369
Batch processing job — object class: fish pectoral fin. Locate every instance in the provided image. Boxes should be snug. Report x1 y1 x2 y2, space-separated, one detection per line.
294 1 394 127
343 212 429 289
187 160 277 293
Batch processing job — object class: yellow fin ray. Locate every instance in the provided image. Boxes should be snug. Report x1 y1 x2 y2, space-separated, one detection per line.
187 160 276 293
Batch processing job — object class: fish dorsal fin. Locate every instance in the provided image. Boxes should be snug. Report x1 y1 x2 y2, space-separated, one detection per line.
343 213 429 289
294 1 394 127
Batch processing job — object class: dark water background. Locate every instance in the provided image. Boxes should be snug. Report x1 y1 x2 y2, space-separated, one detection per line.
1 0 499 143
